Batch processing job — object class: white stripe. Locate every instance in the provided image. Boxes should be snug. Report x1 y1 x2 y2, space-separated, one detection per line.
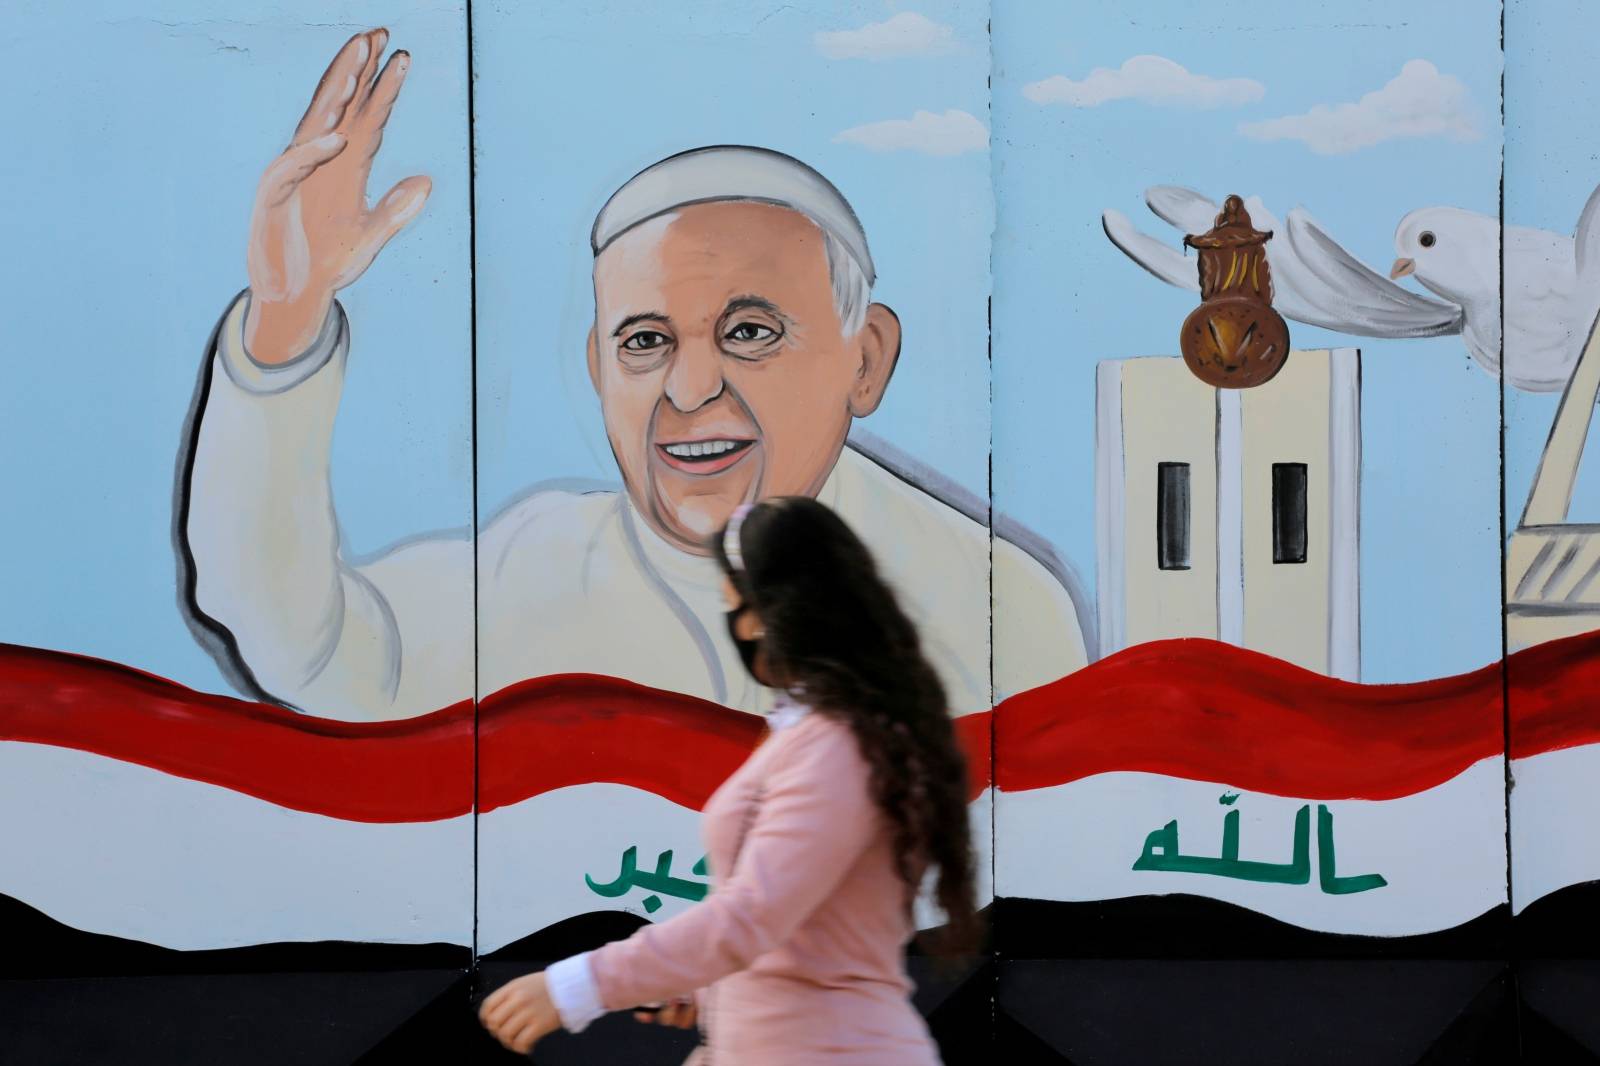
1328 347 1361 680
1216 387 1244 646
1512 745 1600 913
995 760 1506 936
0 742 470 950
478 784 705 953
1 739 996 953
477 784 996 954
16 732 1560 949
1095 361 1126 655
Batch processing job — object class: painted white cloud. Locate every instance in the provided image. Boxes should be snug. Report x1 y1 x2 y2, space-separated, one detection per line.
1237 59 1478 154
834 109 988 156
1023 55 1265 109
814 12 956 60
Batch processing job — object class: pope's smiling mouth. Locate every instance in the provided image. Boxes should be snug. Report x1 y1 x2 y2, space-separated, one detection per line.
654 438 757 475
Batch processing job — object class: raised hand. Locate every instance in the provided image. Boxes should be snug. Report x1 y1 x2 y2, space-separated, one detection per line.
244 28 431 364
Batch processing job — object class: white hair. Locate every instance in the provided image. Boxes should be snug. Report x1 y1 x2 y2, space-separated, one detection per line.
592 146 877 338
597 211 873 339
823 226 872 336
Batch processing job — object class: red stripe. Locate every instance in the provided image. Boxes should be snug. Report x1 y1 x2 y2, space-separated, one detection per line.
0 645 475 822
998 631 1600 798
482 677 997 811
2 630 1598 820
1505 633 1600 761
1003 639 1487 800
478 674 765 814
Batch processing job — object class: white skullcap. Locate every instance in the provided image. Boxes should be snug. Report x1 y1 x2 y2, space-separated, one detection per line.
590 145 875 286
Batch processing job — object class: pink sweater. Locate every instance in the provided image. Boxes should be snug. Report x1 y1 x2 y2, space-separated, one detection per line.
587 710 940 1064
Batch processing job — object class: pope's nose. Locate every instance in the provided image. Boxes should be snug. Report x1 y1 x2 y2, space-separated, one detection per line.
1390 257 1416 280
663 341 726 412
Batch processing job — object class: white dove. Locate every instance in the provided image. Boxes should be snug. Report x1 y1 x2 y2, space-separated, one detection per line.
1101 185 1600 392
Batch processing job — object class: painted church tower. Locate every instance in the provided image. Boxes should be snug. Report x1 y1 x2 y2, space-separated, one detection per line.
1095 348 1361 679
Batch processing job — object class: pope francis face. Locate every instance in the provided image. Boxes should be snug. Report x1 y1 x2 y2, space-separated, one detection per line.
588 201 901 554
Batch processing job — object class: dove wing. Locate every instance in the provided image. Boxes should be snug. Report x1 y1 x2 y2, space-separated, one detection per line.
1147 186 1286 234
1144 186 1224 235
1572 181 1600 278
1099 185 1230 291
1104 187 1462 340
1102 209 1200 291
1240 195 1281 233
1276 208 1464 338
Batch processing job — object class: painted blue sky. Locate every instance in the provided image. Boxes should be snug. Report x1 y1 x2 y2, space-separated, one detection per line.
1 1 1592 693
0 1 473 696
1505 0 1600 527
994 0 1505 684
470 0 992 515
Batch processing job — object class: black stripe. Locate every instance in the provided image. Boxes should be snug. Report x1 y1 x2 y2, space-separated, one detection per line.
0 891 465 979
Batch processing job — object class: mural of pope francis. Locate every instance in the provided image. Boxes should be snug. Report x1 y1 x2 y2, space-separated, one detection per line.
181 29 1089 722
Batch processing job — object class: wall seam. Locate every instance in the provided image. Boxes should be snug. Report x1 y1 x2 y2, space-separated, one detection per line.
1498 5 1519 1057
984 5 998 1052
465 0 483 986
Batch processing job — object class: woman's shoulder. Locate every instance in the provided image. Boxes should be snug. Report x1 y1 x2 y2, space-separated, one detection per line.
771 711 871 778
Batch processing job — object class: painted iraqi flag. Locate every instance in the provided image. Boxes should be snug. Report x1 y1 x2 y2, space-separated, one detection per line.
1 632 1597 951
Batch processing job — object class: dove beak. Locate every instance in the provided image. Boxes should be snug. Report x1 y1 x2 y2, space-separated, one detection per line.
1389 257 1416 280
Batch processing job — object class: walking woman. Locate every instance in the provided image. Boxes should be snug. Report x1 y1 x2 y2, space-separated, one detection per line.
480 496 980 1063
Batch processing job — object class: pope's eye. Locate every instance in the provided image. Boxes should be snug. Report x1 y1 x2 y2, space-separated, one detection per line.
622 330 670 352
1419 231 1436 248
726 322 777 344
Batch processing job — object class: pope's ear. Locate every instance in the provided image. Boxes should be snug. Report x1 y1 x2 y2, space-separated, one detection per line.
586 325 602 393
848 303 901 418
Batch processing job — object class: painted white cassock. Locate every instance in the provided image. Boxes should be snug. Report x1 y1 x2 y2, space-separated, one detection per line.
185 293 1088 723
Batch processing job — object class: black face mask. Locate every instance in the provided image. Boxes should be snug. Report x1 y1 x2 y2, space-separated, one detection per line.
725 608 763 681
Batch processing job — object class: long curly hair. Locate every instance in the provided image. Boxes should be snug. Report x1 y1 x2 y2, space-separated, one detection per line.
711 496 980 954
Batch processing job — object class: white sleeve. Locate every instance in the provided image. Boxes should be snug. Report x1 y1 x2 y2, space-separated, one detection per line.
182 291 471 721
991 538 1090 701
545 952 606 1033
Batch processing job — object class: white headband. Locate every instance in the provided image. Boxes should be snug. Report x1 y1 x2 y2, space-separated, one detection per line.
591 145 876 286
723 503 754 573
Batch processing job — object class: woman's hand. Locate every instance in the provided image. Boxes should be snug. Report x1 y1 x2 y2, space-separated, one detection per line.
635 996 698 1029
479 972 562 1055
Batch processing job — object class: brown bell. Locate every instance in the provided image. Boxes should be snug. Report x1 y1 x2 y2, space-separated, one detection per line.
1178 195 1291 388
